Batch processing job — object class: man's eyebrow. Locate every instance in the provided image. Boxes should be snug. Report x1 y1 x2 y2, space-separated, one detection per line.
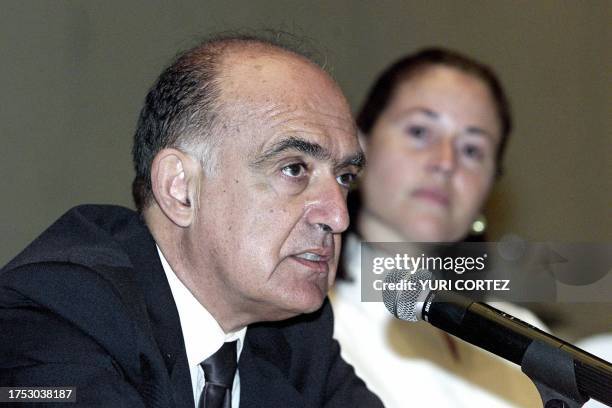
336 151 366 172
251 136 365 171
251 136 332 167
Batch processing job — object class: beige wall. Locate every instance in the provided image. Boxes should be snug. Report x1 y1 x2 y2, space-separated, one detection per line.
1 0 610 265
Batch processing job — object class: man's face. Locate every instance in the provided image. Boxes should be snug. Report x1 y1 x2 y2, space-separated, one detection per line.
362 65 501 242
187 52 362 322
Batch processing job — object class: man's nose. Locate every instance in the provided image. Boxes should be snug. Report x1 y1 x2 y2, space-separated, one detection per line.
305 178 350 234
427 137 457 175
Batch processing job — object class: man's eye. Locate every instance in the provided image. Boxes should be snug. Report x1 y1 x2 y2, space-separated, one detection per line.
336 173 357 188
281 163 307 178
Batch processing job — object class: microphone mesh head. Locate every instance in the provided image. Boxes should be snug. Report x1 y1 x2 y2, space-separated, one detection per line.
382 269 432 321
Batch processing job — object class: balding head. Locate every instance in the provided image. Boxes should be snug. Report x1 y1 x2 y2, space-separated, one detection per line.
132 33 343 212
219 43 343 103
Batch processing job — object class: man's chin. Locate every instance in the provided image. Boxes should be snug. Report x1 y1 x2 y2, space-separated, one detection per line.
276 288 327 318
299 298 325 314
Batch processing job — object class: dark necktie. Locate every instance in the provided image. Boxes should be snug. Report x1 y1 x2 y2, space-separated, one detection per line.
198 341 238 408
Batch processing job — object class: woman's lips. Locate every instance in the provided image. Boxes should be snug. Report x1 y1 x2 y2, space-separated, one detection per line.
412 188 450 207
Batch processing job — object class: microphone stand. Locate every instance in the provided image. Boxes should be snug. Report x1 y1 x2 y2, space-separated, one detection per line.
422 294 612 407
522 340 586 407
521 339 609 408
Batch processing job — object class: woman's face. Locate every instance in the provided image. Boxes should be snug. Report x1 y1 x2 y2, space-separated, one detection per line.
361 65 501 242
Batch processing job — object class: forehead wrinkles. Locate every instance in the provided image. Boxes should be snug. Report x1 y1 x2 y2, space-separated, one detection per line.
221 99 355 145
259 103 357 159
215 54 356 160
265 104 355 135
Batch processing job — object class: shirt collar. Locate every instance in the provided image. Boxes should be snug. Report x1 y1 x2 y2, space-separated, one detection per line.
156 245 247 368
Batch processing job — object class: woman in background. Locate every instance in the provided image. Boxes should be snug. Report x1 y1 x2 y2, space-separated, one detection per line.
332 48 545 407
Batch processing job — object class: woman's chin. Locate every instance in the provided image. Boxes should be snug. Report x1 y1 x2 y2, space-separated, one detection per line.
400 219 455 243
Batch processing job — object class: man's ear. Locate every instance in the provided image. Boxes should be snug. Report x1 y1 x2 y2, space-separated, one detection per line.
150 148 201 227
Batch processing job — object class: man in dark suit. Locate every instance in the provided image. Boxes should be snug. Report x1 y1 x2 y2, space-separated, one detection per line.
0 34 383 407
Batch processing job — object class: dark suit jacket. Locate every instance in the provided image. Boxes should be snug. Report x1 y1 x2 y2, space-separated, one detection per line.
0 205 383 408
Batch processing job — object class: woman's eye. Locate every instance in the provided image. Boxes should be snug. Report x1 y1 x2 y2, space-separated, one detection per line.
281 163 307 178
336 173 356 188
462 144 484 160
406 125 429 139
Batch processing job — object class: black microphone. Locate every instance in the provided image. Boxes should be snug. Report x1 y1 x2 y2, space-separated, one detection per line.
382 269 612 407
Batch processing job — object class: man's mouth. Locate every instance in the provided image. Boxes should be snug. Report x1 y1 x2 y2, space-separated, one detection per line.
291 250 332 274
295 252 326 261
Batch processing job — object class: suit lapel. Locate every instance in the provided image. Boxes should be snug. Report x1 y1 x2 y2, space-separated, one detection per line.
239 324 306 407
117 215 195 408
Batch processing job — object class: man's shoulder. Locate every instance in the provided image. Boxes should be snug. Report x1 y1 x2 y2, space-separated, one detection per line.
2 204 144 273
0 205 169 396
0 204 155 350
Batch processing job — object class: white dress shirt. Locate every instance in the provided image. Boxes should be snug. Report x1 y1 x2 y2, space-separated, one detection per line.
331 234 546 408
157 246 246 407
